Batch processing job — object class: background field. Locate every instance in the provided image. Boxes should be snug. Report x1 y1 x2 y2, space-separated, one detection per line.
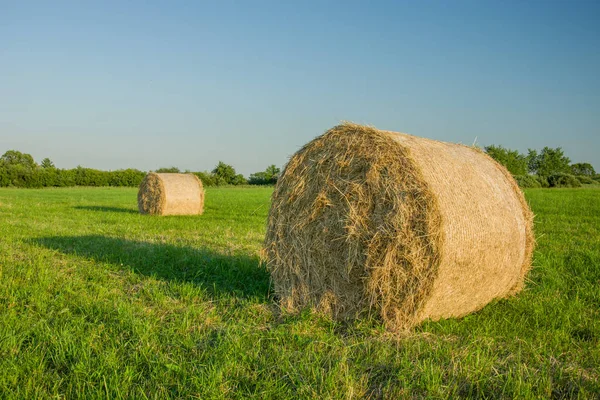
0 187 598 399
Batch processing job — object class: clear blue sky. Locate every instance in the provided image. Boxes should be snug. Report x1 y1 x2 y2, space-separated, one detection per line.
1 1 599 175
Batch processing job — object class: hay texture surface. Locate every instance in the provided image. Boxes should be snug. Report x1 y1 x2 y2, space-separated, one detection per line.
138 173 204 216
264 123 534 330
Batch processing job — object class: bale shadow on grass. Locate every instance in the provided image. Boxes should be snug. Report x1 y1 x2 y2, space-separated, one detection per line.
74 206 139 214
31 235 271 300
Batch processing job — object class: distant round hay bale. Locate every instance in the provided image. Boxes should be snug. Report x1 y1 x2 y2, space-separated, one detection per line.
264 123 534 330
138 173 204 216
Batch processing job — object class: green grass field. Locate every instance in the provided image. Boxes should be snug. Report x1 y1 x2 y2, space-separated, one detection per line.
0 187 598 399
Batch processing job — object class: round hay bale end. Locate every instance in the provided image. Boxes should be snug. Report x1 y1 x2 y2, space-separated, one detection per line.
138 173 204 216
264 123 534 330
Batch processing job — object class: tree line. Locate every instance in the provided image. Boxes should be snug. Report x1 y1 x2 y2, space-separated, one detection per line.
0 150 281 188
1 146 596 189
484 145 598 188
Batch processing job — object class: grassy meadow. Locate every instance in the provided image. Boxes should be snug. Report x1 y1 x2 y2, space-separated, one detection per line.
0 186 598 399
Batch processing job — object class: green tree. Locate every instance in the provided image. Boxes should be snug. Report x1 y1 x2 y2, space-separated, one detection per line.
212 161 240 185
248 171 268 185
0 150 38 187
265 164 280 178
249 164 281 185
484 145 527 175
232 173 247 185
527 147 571 177
571 162 596 177
1 150 37 169
527 149 539 174
41 158 55 169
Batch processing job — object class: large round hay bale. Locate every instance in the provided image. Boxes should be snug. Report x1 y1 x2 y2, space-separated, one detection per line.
138 172 204 216
264 123 534 330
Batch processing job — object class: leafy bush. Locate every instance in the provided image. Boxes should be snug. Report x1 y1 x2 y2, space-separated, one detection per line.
514 175 541 188
108 169 146 187
35 168 58 187
72 166 109 187
192 171 216 187
155 167 181 173
547 173 581 188
231 174 247 185
576 175 595 184
0 163 145 188
0 164 36 187
535 175 549 188
55 169 76 187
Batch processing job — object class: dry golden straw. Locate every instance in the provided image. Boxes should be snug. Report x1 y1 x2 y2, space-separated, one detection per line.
138 172 204 216
264 123 534 330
